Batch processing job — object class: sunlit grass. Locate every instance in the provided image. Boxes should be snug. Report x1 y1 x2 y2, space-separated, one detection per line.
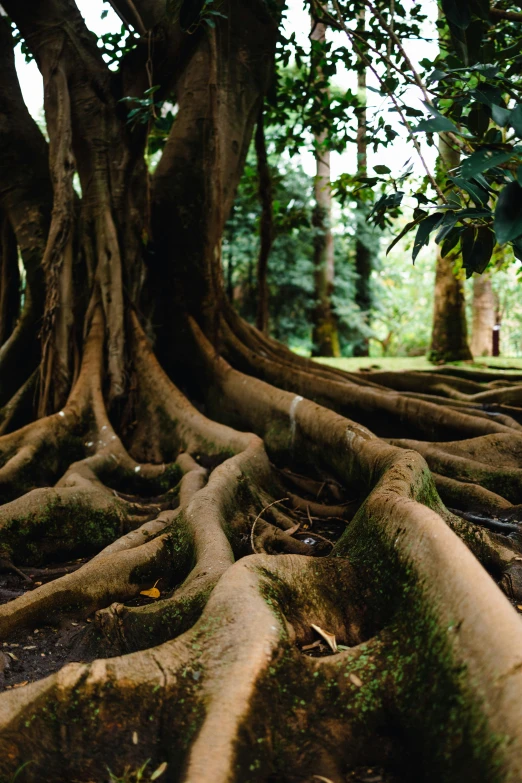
315 356 522 372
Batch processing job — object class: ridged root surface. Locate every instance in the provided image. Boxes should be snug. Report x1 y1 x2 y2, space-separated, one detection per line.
0 316 521 782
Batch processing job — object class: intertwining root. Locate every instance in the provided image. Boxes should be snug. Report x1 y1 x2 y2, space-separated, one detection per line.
0 317 521 781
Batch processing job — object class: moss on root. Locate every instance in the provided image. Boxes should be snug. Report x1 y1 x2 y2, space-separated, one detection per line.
0 495 125 564
334 507 508 782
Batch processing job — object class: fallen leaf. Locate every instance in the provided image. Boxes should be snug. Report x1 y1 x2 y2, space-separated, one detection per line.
349 673 363 687
132 731 138 745
517 605 522 610
313 776 335 783
140 579 161 599
23 645 36 650
7 652 18 661
13 681 28 688
310 624 337 653
151 761 168 780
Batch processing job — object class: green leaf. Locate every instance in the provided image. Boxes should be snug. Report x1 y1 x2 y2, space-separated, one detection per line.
471 86 504 109
494 181 522 244
441 0 471 29
435 212 459 244
412 213 444 263
440 227 462 258
373 165 391 174
448 176 489 206
386 215 426 256
453 207 491 219
513 237 522 261
461 226 495 276
461 149 512 179
414 116 458 134
510 105 522 137
465 103 490 138
427 69 448 84
491 104 511 128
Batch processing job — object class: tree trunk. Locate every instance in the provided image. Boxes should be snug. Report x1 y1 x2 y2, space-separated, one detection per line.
429 137 472 363
310 19 340 358
471 273 495 357
353 11 372 358
0 4 522 782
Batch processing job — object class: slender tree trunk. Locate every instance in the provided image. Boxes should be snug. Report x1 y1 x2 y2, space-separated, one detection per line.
493 296 502 357
254 109 273 334
353 11 372 358
310 19 340 358
471 272 495 357
429 136 472 363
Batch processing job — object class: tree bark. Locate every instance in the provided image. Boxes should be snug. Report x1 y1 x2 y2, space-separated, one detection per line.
0 213 20 347
429 136 472 363
310 19 340 358
471 272 495 357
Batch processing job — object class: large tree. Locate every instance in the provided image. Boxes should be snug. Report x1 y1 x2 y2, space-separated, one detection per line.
0 2 522 781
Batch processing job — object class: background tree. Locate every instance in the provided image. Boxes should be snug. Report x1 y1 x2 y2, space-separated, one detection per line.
352 8 373 357
471 271 495 356
428 138 473 362
310 17 340 357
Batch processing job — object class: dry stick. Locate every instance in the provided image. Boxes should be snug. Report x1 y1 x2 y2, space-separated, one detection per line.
331 0 446 203
250 498 289 554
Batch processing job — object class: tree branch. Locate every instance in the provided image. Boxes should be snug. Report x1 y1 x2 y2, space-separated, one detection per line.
490 7 522 22
107 0 167 33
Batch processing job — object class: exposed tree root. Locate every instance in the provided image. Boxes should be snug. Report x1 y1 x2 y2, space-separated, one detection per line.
0 308 520 781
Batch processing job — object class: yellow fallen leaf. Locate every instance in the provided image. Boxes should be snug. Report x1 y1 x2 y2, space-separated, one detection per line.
13 681 28 688
310 624 337 653
151 761 168 780
517 605 522 610
349 673 363 687
140 580 161 599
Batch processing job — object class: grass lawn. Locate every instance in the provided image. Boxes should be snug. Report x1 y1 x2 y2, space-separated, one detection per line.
315 355 522 373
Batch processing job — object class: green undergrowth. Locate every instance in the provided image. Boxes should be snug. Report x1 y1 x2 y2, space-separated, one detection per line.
0 494 124 564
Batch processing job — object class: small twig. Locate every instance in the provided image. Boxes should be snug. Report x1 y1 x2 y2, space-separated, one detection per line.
250 498 288 554
306 503 314 529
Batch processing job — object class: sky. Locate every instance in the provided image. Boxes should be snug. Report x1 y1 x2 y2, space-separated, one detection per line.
13 0 438 182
